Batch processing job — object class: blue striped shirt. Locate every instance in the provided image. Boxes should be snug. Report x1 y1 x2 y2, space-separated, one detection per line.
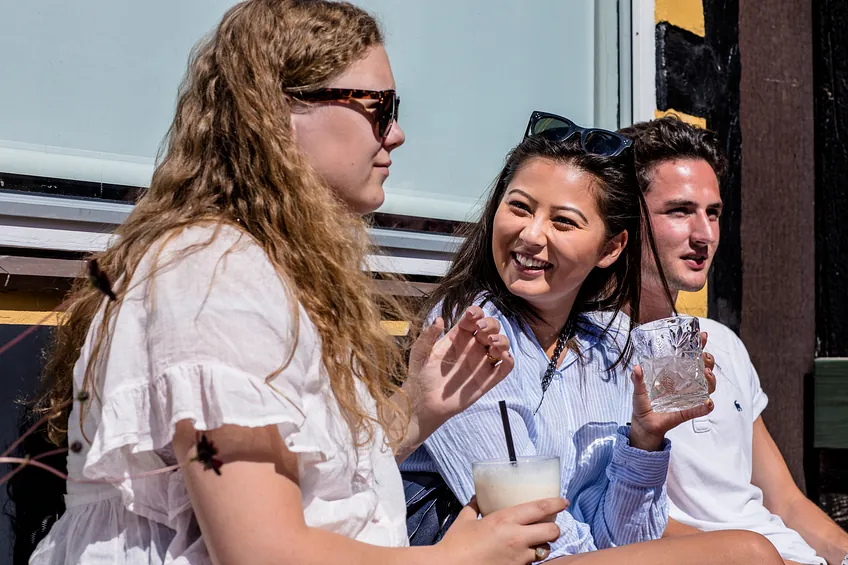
401 301 670 558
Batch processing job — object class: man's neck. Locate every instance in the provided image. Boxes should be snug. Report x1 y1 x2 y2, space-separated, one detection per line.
638 283 679 324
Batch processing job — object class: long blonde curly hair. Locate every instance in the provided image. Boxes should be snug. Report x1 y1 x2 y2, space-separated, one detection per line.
38 0 409 449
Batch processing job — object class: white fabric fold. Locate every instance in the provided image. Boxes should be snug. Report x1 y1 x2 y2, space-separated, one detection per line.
32 225 408 565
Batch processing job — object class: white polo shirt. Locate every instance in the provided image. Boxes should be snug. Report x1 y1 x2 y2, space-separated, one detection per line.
665 318 824 565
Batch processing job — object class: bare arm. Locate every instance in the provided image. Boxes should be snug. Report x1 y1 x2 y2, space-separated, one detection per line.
171 420 562 565
545 529 783 565
752 417 848 565
662 518 703 538
173 421 435 565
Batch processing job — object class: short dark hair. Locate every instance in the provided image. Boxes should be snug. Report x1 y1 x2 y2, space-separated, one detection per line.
618 115 727 193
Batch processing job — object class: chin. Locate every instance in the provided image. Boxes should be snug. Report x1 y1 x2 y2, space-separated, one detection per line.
353 189 386 215
677 275 708 293
505 282 551 305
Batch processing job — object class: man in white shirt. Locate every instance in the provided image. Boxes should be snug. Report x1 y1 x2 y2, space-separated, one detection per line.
620 116 848 565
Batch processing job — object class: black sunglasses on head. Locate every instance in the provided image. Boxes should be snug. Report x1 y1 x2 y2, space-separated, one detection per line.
524 111 632 157
289 88 400 139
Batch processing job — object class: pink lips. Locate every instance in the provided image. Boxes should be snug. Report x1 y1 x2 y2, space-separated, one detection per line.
682 256 707 270
374 161 391 177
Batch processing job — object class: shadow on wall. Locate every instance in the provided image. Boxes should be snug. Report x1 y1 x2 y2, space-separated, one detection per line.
816 449 848 530
0 325 66 565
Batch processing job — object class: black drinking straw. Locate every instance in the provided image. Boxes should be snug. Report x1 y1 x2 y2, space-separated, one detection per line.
498 400 518 464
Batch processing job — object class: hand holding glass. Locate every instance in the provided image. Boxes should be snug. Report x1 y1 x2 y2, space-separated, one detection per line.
472 456 561 521
630 315 709 413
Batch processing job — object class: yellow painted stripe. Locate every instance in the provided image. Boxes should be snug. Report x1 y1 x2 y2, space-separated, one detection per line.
381 320 410 337
0 311 413 335
655 108 707 129
675 286 708 318
0 291 65 325
0 292 63 312
7 307 712 331
656 0 705 37
0 310 62 326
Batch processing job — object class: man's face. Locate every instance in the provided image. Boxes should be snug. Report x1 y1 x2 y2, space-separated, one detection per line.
643 158 722 294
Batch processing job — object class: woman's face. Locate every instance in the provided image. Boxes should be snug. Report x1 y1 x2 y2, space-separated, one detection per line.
491 157 627 321
291 45 405 215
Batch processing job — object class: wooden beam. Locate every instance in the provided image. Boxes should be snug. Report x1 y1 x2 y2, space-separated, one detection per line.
372 280 437 297
0 256 82 278
739 0 815 489
0 256 438 297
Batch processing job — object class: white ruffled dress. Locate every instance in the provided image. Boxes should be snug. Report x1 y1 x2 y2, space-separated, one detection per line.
30 225 408 564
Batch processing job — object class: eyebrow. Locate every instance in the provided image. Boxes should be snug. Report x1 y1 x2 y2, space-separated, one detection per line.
507 188 590 224
664 198 724 210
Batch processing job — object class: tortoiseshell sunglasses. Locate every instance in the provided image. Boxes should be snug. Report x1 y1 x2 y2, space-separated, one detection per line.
290 88 400 139
524 111 632 157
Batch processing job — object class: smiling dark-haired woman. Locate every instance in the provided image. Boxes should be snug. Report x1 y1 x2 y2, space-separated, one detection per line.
401 113 785 565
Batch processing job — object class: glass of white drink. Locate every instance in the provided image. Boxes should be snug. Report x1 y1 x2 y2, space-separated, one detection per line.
472 455 561 520
630 315 709 412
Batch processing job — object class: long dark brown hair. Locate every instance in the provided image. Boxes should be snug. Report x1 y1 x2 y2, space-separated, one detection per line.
427 134 673 367
36 0 410 448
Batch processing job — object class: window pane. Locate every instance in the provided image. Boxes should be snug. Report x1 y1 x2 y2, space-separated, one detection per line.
358 0 623 220
0 1 236 190
0 0 622 219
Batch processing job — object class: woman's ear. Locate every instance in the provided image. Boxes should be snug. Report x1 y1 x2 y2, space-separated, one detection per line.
596 230 628 268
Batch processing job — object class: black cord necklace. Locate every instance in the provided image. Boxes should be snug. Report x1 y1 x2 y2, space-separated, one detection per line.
534 317 575 414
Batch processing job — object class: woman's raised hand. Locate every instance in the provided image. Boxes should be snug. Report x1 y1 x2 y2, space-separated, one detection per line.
403 306 515 446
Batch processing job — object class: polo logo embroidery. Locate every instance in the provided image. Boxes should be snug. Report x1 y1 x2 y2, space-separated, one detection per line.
734 400 743 412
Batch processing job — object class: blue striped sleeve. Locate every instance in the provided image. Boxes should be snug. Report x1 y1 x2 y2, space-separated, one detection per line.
592 426 670 548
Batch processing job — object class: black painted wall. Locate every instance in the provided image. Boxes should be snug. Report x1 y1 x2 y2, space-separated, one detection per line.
814 0 848 357
702 0 743 334
0 325 65 565
812 0 848 527
655 0 743 334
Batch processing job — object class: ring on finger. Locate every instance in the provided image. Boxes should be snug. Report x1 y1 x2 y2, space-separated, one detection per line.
534 546 550 562
485 346 502 365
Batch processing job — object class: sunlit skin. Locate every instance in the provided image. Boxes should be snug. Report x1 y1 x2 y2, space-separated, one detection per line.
640 159 722 318
290 45 405 215
643 160 848 565
491 157 627 344
490 156 717 455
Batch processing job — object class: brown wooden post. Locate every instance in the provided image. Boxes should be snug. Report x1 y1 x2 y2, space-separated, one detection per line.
738 0 815 490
